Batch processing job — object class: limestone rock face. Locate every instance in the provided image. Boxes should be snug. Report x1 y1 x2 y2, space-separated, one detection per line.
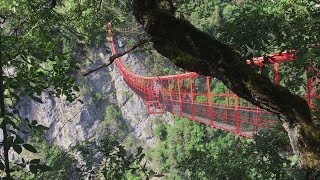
16 45 174 150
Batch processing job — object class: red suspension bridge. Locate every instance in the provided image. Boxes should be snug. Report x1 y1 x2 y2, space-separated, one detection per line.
107 23 319 138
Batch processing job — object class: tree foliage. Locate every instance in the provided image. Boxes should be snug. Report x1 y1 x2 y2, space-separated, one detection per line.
12 132 78 179
132 0 320 170
151 117 319 179
0 0 134 178
177 0 320 95
1 0 320 178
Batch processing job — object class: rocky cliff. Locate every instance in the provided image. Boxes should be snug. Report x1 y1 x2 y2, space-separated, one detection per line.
16 41 176 152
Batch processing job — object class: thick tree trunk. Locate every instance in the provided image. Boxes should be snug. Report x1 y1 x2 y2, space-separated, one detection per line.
133 0 320 170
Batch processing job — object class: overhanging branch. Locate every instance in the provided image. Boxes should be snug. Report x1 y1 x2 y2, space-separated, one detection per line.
133 0 320 170
82 39 149 76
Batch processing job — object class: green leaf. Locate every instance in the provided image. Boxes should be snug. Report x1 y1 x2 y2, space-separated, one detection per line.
0 161 4 170
36 124 50 130
23 144 38 153
30 159 40 164
131 168 137 175
31 96 43 103
14 135 24 144
29 164 38 174
7 136 14 144
8 120 20 130
137 146 143 155
138 153 145 162
13 145 22 154
73 86 80 91
36 164 52 172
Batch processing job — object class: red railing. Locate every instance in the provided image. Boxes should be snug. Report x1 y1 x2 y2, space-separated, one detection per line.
107 23 319 138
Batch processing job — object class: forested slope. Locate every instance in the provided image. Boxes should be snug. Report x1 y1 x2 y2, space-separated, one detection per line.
0 0 319 179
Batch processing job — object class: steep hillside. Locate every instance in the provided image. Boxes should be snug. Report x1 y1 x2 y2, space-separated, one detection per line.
14 40 179 177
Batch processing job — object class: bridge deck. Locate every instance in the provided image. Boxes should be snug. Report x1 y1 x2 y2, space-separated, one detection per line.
107 23 319 138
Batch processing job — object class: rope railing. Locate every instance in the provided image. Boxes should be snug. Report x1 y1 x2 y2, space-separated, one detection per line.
107 22 319 138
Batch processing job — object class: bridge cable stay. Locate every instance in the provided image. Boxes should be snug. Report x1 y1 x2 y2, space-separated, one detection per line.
107 22 319 138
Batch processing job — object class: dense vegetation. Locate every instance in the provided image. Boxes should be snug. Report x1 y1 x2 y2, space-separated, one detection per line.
1 0 319 179
0 0 133 178
150 117 302 179
134 0 320 172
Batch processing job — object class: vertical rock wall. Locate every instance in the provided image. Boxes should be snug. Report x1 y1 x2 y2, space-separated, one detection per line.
16 44 175 150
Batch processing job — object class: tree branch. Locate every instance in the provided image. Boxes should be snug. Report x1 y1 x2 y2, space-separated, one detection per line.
133 0 320 170
82 39 149 76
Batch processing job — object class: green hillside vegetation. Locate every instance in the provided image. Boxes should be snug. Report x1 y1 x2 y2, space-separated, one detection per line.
1 0 319 179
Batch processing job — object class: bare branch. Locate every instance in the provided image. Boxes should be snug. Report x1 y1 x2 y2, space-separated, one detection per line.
81 39 149 76
116 24 143 34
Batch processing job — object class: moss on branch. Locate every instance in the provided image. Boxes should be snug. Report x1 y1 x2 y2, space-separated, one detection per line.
133 0 320 170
